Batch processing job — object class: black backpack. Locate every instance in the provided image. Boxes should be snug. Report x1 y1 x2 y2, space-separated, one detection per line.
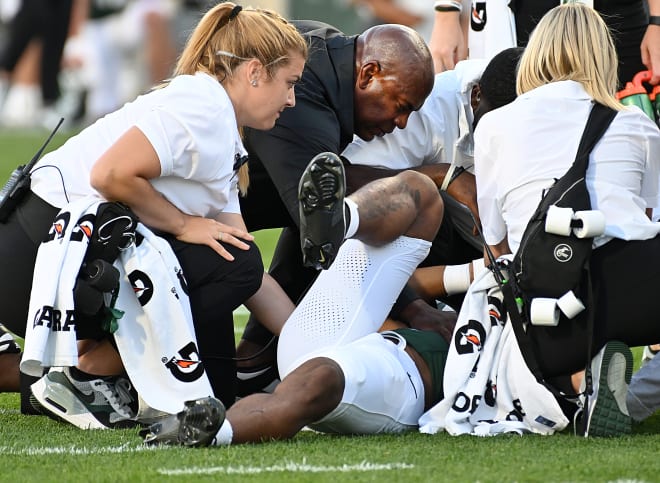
489 103 617 396
512 103 617 320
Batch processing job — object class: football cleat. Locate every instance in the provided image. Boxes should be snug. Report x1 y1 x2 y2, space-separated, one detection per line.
298 152 346 270
141 396 225 447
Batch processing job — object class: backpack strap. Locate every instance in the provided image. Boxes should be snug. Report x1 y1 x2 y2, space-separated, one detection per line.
564 103 618 178
488 102 617 400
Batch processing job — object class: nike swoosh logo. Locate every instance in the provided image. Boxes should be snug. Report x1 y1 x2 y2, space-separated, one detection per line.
319 250 326 265
237 366 273 380
75 388 98 405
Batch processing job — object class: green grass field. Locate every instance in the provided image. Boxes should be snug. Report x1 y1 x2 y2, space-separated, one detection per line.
1 129 660 482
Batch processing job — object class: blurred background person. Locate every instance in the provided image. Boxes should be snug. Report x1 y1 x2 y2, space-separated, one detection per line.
0 0 75 127
351 0 435 41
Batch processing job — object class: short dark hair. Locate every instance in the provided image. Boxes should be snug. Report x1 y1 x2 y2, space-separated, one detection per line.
479 47 525 110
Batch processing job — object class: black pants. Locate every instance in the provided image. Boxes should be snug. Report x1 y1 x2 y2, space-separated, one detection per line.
510 0 647 88
0 191 57 337
530 235 660 378
0 0 73 104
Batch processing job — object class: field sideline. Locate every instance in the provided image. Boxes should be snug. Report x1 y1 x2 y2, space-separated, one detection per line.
1 129 659 482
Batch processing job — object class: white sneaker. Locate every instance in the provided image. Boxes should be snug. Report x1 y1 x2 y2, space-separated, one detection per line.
1 83 42 128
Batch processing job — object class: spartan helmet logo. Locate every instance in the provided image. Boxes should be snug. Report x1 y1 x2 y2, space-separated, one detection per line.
163 342 205 382
554 243 573 262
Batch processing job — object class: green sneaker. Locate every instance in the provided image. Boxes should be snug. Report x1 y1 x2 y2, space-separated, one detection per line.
575 341 632 437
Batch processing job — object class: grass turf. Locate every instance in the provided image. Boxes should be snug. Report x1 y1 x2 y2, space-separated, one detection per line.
1 129 660 482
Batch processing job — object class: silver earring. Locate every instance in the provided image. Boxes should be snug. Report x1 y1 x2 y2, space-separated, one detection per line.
251 79 258 87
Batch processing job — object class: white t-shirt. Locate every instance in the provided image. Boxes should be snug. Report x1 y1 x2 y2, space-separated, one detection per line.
475 80 660 253
342 59 487 171
31 72 246 219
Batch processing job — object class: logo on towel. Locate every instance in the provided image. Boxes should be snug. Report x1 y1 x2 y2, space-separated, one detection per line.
487 295 505 327
470 2 487 32
454 320 486 355
46 212 71 242
128 270 154 306
163 341 205 382
33 305 75 331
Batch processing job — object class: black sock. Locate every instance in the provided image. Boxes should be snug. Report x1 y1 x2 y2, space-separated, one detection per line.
20 370 43 415
69 366 106 381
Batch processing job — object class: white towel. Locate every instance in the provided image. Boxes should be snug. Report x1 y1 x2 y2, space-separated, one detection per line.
418 266 569 436
21 200 213 415
113 224 213 414
22 197 100 375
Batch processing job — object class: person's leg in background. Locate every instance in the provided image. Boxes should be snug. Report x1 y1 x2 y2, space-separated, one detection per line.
39 0 73 107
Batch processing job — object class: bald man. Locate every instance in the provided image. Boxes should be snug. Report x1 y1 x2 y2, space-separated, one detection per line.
236 22 436 396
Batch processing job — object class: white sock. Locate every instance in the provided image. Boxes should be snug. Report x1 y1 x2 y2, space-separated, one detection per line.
344 198 359 239
212 419 233 445
443 263 472 295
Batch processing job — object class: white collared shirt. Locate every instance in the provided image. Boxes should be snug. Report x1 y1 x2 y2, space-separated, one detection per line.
475 80 660 253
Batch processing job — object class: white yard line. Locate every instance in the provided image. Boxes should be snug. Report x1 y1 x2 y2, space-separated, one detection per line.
0 444 165 456
158 459 415 476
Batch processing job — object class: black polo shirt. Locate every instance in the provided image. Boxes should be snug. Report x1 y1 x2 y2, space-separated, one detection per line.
241 21 357 231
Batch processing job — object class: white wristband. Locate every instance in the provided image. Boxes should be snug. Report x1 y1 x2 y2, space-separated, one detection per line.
443 263 472 295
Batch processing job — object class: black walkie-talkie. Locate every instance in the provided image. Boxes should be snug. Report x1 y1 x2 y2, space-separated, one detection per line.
0 118 64 223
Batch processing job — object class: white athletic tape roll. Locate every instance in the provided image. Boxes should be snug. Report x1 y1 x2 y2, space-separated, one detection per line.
545 205 574 236
572 210 606 238
556 291 586 319
529 298 560 326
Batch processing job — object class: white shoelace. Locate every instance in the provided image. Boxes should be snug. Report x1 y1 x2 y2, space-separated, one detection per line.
91 379 135 419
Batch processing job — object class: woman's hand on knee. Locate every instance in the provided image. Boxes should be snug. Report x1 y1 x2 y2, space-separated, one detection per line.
177 216 254 261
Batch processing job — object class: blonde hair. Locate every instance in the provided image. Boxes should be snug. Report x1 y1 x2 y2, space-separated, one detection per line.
516 2 622 110
175 2 308 195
